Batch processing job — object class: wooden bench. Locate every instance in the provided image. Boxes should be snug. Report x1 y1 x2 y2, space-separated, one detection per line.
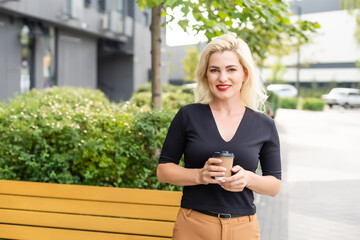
0 180 182 240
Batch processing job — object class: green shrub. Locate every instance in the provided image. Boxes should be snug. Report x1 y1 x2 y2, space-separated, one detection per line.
0 87 181 191
266 91 279 117
130 84 194 111
302 98 325 111
135 83 188 94
299 87 332 98
278 97 297 109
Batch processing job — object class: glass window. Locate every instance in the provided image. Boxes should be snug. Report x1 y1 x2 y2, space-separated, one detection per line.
20 24 34 93
42 26 57 88
98 0 106 12
115 0 123 11
84 0 91 7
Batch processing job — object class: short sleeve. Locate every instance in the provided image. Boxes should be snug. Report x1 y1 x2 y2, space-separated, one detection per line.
259 121 282 180
158 108 186 165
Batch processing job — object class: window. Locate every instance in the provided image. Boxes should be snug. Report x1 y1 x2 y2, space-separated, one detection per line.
41 26 57 88
114 0 123 12
84 0 91 7
69 0 84 19
98 0 106 12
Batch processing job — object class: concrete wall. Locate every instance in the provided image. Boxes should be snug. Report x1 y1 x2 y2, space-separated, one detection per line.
290 0 340 15
0 0 156 102
263 10 360 84
133 20 151 90
58 30 97 88
167 43 205 83
98 51 133 102
0 15 21 101
0 0 127 42
0 14 98 101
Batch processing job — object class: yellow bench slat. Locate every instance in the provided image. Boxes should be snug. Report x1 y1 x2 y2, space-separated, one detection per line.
0 180 182 206
0 194 179 221
0 208 175 237
0 224 171 240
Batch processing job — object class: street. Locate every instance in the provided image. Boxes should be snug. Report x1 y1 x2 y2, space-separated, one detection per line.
257 108 360 240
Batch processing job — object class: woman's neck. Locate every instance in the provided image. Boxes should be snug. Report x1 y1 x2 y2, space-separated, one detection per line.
209 98 245 115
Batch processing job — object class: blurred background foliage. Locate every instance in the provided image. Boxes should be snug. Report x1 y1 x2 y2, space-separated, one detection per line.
0 85 324 189
0 87 181 190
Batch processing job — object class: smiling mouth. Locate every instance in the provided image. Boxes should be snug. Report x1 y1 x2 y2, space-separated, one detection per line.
216 85 231 91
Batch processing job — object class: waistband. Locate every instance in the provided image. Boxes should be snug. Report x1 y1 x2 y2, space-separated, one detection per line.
193 209 245 219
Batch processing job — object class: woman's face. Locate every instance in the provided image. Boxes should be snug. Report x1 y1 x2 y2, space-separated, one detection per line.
206 50 247 103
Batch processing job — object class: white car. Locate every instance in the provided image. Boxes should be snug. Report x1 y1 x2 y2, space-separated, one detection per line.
267 84 298 98
321 88 360 108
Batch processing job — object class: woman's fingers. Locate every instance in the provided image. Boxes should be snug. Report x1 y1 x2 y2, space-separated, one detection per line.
219 165 248 192
222 166 243 182
231 165 242 173
206 158 222 165
200 158 227 184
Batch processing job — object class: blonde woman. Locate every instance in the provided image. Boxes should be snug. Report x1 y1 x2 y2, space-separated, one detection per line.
158 34 281 240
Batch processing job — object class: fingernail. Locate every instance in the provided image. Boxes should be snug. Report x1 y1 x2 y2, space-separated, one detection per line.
222 167 226 171
221 179 226 183
218 159 222 163
221 172 225 175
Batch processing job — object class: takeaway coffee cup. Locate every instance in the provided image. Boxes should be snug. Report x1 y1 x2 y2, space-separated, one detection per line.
212 151 234 180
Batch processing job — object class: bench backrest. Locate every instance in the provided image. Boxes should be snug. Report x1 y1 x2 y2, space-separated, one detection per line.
0 180 182 240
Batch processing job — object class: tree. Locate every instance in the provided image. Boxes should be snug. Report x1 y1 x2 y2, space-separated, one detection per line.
137 0 320 109
182 46 200 82
342 0 360 88
342 0 360 45
268 56 286 84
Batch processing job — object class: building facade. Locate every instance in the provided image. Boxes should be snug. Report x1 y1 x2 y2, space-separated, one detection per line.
267 0 360 88
0 0 154 102
166 0 360 88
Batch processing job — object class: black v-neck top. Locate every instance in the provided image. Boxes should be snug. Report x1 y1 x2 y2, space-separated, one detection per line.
159 103 281 215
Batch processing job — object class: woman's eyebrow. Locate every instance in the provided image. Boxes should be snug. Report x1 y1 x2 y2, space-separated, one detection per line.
208 65 239 68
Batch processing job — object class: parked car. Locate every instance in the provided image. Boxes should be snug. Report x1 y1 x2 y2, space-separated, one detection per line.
321 88 360 108
267 84 298 98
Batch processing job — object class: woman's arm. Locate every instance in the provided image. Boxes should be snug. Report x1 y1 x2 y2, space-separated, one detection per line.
244 169 281 196
219 165 281 196
157 158 226 186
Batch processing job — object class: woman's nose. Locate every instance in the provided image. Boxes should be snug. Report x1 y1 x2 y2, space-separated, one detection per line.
219 71 227 82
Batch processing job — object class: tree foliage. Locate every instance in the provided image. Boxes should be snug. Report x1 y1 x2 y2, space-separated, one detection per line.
137 0 320 66
268 56 286 84
0 87 181 190
342 0 360 45
342 0 360 71
182 46 200 81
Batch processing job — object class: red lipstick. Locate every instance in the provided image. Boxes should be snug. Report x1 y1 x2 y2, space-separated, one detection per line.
216 84 231 91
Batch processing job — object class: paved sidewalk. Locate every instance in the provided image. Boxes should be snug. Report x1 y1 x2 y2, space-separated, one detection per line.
257 108 360 240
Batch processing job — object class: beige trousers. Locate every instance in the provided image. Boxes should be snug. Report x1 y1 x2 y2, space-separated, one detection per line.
172 208 260 240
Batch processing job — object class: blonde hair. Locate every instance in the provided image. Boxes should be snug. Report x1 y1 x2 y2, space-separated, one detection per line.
195 34 267 112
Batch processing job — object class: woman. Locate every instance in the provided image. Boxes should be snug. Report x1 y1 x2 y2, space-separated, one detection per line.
158 34 281 240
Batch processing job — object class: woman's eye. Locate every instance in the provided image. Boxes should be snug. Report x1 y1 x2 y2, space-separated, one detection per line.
228 68 236 72
210 69 218 72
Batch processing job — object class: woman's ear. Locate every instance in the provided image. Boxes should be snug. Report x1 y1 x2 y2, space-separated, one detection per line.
243 69 249 84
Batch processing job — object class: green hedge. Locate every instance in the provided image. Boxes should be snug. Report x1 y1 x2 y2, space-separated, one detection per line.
302 98 325 111
278 97 297 109
130 83 194 111
129 91 194 111
266 91 279 117
1 84 286 189
0 87 181 190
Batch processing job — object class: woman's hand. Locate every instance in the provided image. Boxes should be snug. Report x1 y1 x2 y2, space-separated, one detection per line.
198 158 226 185
219 165 248 192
